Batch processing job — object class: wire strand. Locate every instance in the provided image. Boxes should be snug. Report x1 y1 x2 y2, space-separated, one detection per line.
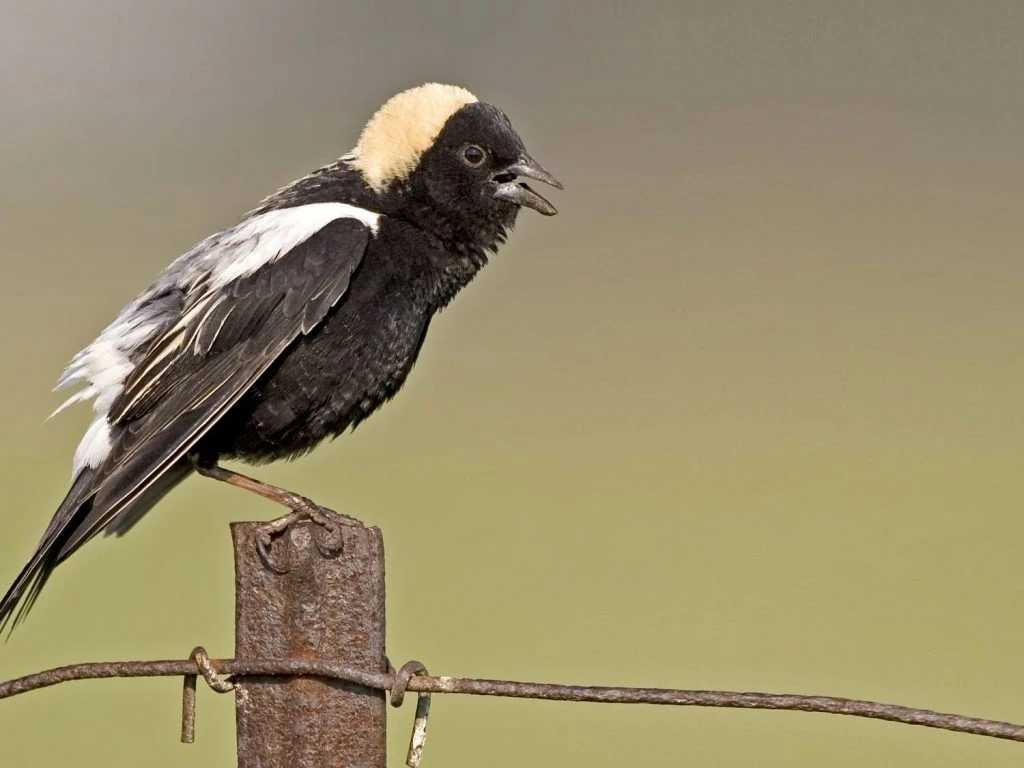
2 654 1023 744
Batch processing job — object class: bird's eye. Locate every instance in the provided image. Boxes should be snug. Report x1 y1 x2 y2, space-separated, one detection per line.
462 145 486 166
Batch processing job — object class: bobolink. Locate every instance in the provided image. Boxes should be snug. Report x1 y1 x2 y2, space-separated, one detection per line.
0 83 561 630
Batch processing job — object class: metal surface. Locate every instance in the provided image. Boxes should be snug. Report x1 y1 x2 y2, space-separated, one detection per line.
232 513 386 768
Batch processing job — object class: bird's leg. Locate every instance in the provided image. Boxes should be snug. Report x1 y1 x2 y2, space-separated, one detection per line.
190 459 359 571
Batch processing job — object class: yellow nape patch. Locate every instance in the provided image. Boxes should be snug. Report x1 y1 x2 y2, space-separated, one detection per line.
350 83 477 191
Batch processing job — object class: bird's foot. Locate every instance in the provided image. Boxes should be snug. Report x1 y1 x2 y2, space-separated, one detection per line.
255 494 361 574
189 458 363 572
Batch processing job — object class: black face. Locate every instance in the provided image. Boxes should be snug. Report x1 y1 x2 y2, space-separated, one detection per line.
408 103 561 243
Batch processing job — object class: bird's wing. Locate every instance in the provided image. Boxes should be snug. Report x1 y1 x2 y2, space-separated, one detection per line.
0 214 373 630
63 215 373 557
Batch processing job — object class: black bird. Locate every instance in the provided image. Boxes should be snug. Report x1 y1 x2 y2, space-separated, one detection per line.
0 83 561 631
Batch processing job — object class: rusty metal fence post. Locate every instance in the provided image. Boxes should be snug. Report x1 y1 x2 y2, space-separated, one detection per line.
232 514 386 768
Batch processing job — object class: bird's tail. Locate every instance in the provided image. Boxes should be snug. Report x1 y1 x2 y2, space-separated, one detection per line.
0 460 195 636
0 469 99 635
0 540 66 635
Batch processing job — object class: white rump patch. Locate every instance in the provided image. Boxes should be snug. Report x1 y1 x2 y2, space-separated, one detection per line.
349 83 477 191
55 202 379 476
56 300 181 475
73 418 112 475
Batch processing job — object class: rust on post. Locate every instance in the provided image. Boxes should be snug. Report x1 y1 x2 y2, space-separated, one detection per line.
232 512 386 768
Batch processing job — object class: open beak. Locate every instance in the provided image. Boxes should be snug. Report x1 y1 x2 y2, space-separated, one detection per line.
492 154 563 216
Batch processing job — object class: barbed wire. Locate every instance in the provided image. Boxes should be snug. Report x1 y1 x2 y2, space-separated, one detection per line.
2 646 1023 767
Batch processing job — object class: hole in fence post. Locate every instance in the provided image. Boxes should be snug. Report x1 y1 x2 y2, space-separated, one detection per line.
231 512 387 768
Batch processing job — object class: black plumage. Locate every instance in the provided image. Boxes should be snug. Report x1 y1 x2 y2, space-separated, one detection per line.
0 84 561 631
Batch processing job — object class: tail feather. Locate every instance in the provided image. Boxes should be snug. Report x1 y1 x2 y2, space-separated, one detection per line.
0 459 195 634
1 529 74 634
101 461 192 539
0 470 99 635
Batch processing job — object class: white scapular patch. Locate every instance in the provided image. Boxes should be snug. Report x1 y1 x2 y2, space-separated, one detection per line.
349 83 477 191
54 202 379 476
193 203 379 290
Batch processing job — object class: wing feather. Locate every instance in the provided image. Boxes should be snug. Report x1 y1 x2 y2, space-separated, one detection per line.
56 216 371 559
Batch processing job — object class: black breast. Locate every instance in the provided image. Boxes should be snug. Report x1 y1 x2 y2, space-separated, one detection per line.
200 219 457 463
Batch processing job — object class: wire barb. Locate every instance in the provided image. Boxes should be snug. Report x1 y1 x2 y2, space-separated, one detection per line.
181 673 197 744
180 647 235 744
390 660 432 768
192 646 235 692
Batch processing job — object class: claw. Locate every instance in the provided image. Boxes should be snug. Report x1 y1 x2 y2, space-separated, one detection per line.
254 498 360 573
256 521 292 574
298 498 355 557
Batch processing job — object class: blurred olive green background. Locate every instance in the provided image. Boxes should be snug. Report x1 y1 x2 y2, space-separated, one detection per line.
2 0 1024 765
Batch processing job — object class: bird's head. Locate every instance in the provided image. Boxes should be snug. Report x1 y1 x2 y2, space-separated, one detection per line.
350 83 562 242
